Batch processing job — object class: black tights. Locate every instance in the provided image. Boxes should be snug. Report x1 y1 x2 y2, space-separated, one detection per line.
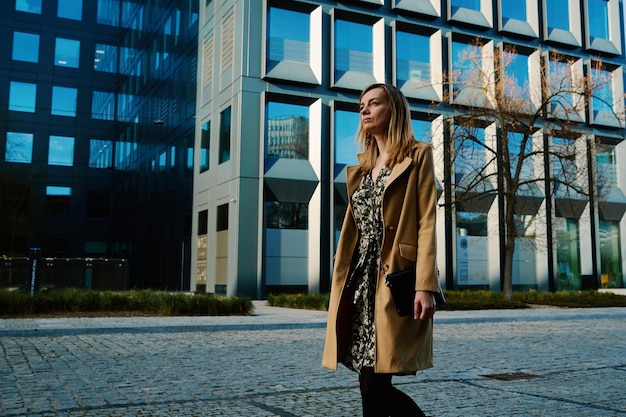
358 367 427 417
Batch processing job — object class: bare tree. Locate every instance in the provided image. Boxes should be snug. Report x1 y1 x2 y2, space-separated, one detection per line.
438 40 623 300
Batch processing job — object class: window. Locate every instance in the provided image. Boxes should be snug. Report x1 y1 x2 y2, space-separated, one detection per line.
55 38 81 67
266 102 309 160
170 145 176 169
268 7 309 66
451 0 479 11
186 136 194 173
589 0 609 40
333 12 384 89
46 186 72 216
456 211 489 287
86 189 110 217
92 91 115 120
501 1 525 20
396 30 429 86
13 32 39 63
501 47 540 110
449 0 493 28
590 63 623 126
394 24 442 101
266 4 321 84
89 139 113 168
216 203 228 231
596 143 617 189
219 106 231 164
9 81 37 113
200 121 210 172
97 0 120 26
544 0 581 46
598 220 623 288
498 0 539 38
5 132 34 163
266 201 308 229
450 39 494 106
15 0 41 14
507 131 533 179
554 217 581 290
547 54 584 121
411 118 432 143
58 0 83 20
94 44 118 72
51 86 78 117
586 0 621 54
48 136 75 166
551 137 578 185
453 124 485 181
333 107 360 178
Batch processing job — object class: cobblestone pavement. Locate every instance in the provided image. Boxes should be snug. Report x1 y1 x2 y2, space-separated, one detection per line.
1 303 626 417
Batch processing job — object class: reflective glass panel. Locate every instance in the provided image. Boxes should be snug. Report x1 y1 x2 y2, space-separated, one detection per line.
546 0 569 31
5 132 34 163
555 217 580 290
599 220 623 288
592 67 613 116
588 0 609 40
451 0 480 11
266 102 309 160
411 119 432 143
97 0 120 26
335 20 372 76
548 59 574 111
51 86 78 117
503 51 530 98
15 0 41 14
89 139 113 168
396 31 430 88
596 143 617 189
551 137 576 183
13 32 39 63
334 109 360 176
265 201 308 229
502 1 526 21
453 124 485 181
46 186 72 216
200 122 210 172
507 132 533 178
9 81 37 113
48 136 75 166
55 38 81 67
267 7 310 69
452 41 482 95
92 91 115 120
456 211 489 287
58 0 83 20
219 107 231 164
94 44 118 72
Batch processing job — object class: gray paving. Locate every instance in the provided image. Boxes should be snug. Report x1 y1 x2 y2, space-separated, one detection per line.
1 302 626 417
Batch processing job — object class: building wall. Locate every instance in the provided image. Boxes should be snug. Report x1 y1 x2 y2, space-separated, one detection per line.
191 0 626 297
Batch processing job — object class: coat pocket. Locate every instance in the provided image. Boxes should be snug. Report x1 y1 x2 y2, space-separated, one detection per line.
398 243 417 262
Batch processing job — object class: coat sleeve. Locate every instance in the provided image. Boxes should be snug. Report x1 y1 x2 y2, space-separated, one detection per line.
414 144 439 292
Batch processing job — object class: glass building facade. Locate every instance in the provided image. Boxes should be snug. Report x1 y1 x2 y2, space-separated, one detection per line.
0 0 198 289
192 0 626 297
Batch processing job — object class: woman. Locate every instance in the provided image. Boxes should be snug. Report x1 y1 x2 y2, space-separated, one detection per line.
322 83 439 417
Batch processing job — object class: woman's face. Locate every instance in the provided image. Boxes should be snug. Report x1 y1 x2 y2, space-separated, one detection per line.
359 87 391 138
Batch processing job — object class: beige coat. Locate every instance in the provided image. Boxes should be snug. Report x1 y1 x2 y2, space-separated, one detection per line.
322 141 438 374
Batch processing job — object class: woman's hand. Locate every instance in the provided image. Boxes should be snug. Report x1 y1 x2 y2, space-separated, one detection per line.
413 290 436 320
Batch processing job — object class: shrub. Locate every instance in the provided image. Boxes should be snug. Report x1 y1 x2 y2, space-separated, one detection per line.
0 289 253 317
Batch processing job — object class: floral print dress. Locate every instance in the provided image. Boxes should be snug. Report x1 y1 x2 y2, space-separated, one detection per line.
342 166 390 373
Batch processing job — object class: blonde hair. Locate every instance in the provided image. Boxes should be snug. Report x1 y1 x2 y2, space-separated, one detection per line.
357 83 416 173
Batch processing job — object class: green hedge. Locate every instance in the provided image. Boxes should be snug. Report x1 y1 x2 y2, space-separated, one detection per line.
0 289 253 317
267 290 626 311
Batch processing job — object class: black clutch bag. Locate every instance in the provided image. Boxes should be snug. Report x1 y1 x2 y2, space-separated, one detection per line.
384 269 446 317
